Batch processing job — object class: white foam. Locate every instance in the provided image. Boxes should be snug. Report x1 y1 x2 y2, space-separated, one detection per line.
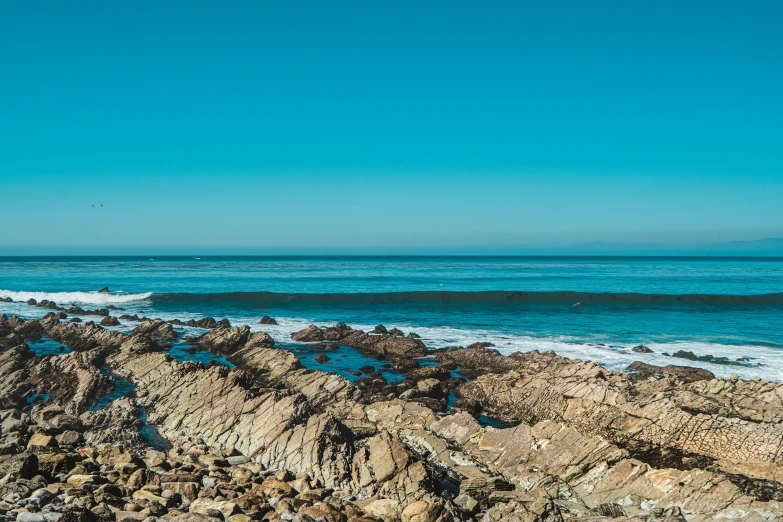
0 289 153 305
242 317 783 382
4 297 779 383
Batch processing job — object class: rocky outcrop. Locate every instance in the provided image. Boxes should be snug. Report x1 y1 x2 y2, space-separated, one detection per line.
189 325 274 354
107 335 442 508
8 317 783 522
0 326 34 409
29 349 113 414
0 400 393 522
132 319 178 342
626 361 715 382
454 350 783 484
40 317 130 351
259 315 278 325
99 316 120 327
169 317 231 329
292 323 427 359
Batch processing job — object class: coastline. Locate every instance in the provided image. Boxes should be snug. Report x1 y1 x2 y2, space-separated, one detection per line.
1 303 782 521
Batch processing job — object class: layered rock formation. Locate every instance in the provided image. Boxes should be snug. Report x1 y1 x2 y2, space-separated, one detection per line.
292 323 427 359
1 316 782 522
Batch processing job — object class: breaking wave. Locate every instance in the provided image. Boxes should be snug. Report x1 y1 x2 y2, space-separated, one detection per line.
0 289 153 305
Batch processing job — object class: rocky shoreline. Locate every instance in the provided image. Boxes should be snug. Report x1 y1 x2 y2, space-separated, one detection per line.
0 309 781 521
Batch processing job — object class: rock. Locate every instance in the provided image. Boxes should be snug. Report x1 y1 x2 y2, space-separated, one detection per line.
52 414 84 432
400 500 442 522
314 353 330 363
0 452 38 479
258 316 278 325
189 498 241 519
132 321 178 342
165 515 222 522
15 318 783 522
626 361 715 382
97 288 110 293
17 512 47 522
632 345 653 353
27 432 57 449
37 453 75 475
161 483 200 501
363 499 400 520
66 475 96 487
100 317 120 327
453 494 478 514
189 326 260 354
291 323 426 359
671 350 745 366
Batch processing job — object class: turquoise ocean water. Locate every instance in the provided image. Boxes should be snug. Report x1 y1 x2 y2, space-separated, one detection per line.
2 256 782 381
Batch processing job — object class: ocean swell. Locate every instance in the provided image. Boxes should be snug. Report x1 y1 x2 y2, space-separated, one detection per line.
150 290 783 307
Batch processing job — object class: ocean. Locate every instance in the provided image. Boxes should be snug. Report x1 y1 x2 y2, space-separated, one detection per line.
2 256 782 381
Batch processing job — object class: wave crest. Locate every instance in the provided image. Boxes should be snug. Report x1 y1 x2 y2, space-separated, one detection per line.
151 290 783 306
0 289 153 305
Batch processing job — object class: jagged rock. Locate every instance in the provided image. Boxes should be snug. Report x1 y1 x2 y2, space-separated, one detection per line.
626 361 714 382
455 353 783 484
0 330 34 409
14 319 46 338
188 326 271 354
132 320 178 342
41 318 129 351
169 317 230 329
292 323 427 359
100 316 120 327
14 318 783 522
258 316 278 325
632 344 653 353
29 349 113 414
0 452 38 479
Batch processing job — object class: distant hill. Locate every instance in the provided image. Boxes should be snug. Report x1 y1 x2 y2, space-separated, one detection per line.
531 238 783 256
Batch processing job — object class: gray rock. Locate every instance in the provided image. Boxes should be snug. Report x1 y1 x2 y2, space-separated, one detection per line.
17 513 47 522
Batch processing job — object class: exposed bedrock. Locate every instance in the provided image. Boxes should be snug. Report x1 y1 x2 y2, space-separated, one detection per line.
29 349 113 414
107 335 446 509
132 319 178 342
291 323 428 359
14 318 783 520
188 325 274 354
40 316 130 351
451 348 783 485
0 324 35 409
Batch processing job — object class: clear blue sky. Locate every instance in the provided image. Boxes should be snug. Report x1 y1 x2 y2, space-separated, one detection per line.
1 1 781 253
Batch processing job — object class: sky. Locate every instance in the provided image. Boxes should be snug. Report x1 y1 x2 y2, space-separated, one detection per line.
1 1 782 254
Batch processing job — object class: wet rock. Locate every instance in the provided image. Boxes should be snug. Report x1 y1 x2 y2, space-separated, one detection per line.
132 321 178 342
671 349 745 366
97 288 110 294
314 353 330 364
626 361 714 382
258 316 278 325
292 323 426 359
456 355 783 485
188 326 272 355
99 317 120 327
632 344 653 353
41 318 129 351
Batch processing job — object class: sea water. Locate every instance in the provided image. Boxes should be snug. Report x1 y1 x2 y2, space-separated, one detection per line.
1 256 782 380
